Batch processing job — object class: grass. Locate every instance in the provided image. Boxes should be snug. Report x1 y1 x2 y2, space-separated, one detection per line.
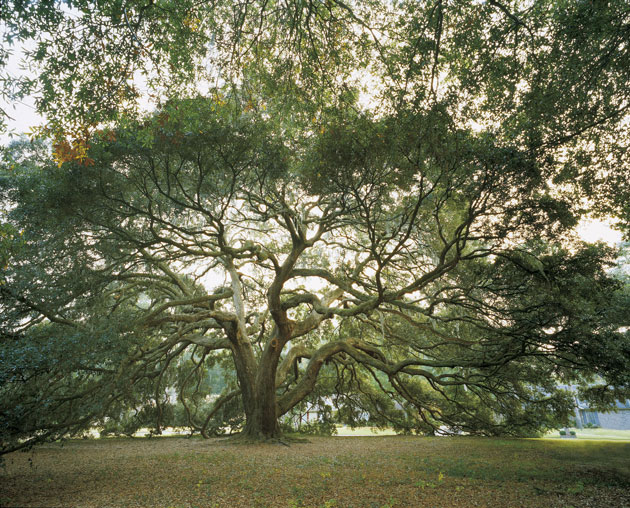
1 435 629 507
334 425 397 436
543 428 630 441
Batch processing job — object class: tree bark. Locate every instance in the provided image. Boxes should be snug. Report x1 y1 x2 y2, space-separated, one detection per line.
229 331 284 439
240 382 281 439
240 330 286 439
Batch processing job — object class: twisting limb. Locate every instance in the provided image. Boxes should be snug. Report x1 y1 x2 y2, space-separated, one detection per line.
200 389 242 438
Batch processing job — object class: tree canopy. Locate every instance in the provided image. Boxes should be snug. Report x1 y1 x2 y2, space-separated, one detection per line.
1 0 630 450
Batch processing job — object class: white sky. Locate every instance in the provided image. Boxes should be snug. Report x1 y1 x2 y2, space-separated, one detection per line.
0 37 37 143
1 96 38 143
576 219 622 246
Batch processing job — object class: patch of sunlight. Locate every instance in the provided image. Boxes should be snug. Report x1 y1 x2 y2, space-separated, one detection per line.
542 428 630 441
334 425 397 436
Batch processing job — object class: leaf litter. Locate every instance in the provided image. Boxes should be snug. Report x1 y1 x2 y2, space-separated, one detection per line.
1 436 629 507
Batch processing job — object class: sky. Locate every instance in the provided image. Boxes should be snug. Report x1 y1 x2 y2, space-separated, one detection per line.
0 38 37 144
577 219 623 246
1 95 37 144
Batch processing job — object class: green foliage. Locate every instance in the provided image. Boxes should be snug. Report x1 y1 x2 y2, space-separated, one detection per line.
281 396 338 437
2 0 630 451
0 220 21 276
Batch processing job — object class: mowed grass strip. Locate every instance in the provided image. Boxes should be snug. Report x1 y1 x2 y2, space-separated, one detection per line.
1 436 629 508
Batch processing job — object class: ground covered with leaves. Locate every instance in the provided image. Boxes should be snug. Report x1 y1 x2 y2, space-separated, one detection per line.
1 436 629 507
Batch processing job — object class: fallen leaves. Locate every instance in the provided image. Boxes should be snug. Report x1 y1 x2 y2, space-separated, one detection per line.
1 436 629 507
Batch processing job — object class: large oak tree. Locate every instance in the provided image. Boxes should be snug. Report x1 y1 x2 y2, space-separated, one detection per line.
1 0 630 449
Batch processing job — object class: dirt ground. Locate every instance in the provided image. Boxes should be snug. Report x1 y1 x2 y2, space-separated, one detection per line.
1 435 629 507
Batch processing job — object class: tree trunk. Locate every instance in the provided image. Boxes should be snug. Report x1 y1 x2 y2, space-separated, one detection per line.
239 339 284 440
240 377 281 439
228 289 291 440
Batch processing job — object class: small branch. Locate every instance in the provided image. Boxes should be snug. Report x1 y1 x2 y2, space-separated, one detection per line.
201 389 241 438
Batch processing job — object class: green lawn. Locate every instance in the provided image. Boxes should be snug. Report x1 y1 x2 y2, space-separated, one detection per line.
2 435 629 507
335 425 630 440
335 425 630 441
544 428 630 441
334 425 397 436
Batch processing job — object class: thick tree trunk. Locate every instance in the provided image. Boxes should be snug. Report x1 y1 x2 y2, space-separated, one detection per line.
239 371 281 439
240 403 280 439
228 351 284 440
239 337 285 439
228 349 280 439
